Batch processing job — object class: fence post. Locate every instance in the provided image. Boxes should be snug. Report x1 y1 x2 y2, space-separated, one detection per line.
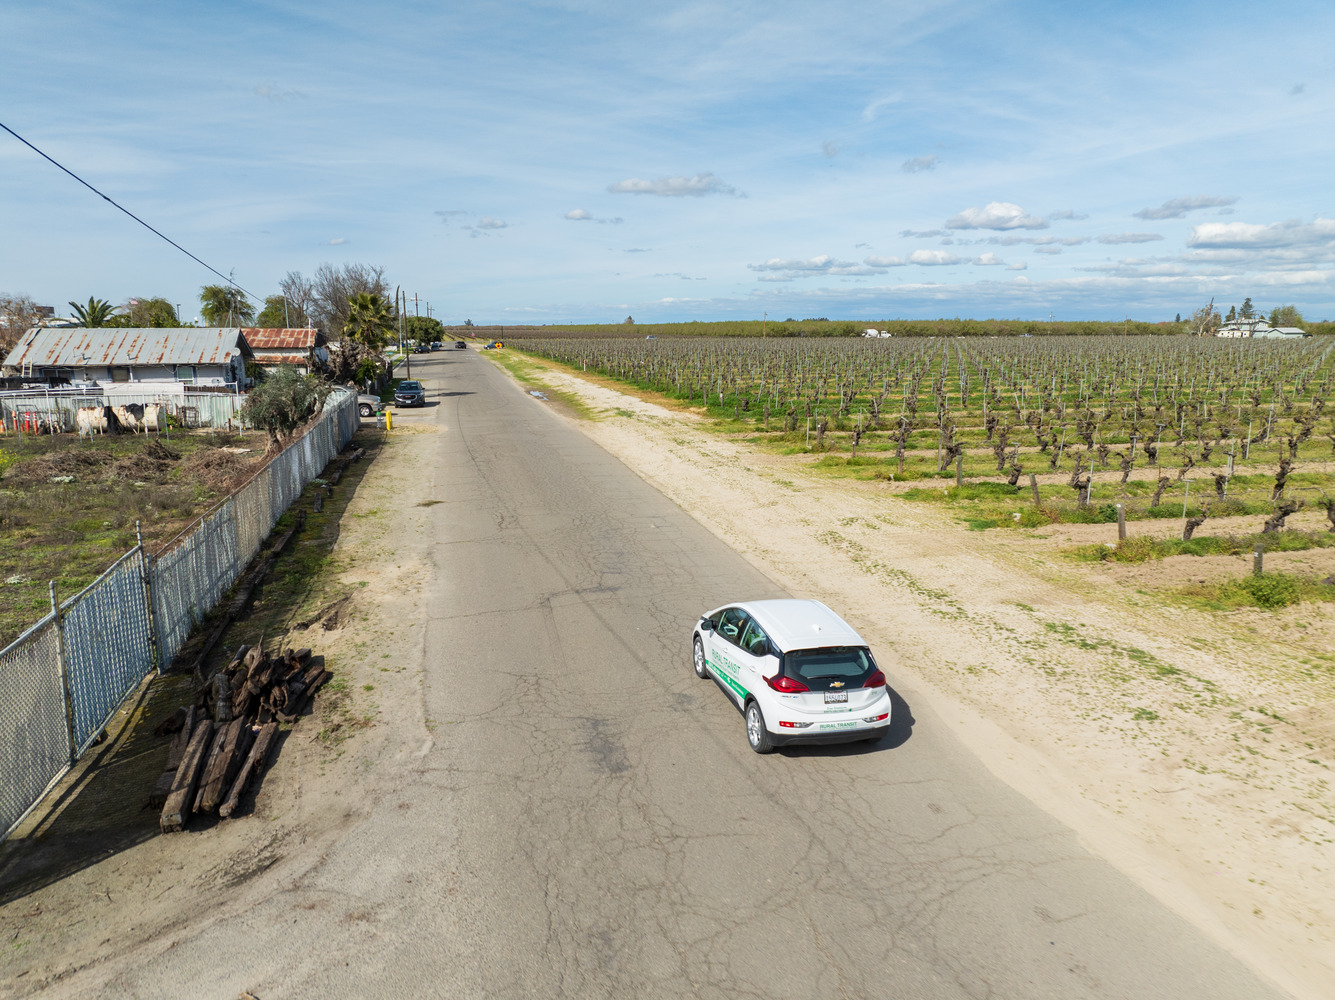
1116 503 1126 540
1029 473 1041 507
50 582 77 767
955 454 963 487
1253 546 1264 576
137 521 163 674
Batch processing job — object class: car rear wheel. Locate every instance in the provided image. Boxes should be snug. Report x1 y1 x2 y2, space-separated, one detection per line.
359 403 373 417
745 701 775 754
693 637 708 678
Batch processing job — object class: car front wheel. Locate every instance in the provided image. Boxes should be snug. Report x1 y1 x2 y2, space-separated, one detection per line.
745 701 775 754
359 403 373 417
693 637 708 678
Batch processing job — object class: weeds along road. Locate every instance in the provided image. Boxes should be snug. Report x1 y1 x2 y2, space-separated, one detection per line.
91 350 1287 999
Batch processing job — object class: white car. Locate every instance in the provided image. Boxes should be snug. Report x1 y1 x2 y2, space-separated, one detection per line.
692 599 892 753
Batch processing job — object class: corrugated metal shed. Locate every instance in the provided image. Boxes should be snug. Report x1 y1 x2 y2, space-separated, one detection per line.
2 328 253 369
242 328 324 350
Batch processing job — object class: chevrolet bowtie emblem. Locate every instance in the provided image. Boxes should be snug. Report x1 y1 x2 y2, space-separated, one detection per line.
829 681 845 688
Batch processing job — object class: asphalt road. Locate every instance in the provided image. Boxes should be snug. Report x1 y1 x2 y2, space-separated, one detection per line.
106 351 1288 999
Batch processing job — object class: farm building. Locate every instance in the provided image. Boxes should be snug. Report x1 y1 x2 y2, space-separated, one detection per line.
1 327 252 389
1216 321 1307 339
1254 326 1308 339
242 328 329 374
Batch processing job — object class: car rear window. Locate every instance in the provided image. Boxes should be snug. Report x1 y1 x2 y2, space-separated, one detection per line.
784 646 875 683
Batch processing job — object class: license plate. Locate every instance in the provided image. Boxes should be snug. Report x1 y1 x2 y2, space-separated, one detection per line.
824 690 848 704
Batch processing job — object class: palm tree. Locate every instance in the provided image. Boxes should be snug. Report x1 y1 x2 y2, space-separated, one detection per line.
344 292 395 350
69 297 116 327
199 285 255 326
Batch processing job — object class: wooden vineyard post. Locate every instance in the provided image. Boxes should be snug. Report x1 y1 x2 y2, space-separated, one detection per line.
1253 546 1264 577
1029 473 1041 507
1116 503 1126 540
955 454 963 487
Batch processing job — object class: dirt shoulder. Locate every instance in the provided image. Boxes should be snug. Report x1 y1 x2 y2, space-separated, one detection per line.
490 350 1335 1000
0 424 439 997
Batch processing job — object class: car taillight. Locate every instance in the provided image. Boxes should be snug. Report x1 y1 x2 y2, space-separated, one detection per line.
863 670 886 688
863 713 889 723
766 675 809 693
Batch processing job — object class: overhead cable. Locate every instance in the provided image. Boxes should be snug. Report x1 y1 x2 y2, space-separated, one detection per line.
0 119 257 301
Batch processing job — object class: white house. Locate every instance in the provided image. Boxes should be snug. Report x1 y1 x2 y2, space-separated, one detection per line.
1 327 253 389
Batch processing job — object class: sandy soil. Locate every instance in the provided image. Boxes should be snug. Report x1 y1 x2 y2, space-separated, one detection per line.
0 428 440 997
508 356 1335 1000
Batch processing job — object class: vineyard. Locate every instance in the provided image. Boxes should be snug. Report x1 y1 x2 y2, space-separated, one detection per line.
508 335 1335 563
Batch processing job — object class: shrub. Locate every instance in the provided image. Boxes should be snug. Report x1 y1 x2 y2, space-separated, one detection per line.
1238 574 1301 609
1018 507 1053 528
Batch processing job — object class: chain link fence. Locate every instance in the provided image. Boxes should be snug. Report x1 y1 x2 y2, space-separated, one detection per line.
0 389 358 841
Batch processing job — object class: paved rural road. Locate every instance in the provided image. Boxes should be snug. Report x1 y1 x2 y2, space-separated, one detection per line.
108 352 1287 999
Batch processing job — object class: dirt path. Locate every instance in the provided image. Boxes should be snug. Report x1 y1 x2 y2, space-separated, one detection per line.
510 356 1335 1000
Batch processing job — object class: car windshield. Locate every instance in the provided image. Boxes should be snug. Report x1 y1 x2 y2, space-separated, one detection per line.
399 382 421 390
784 646 874 682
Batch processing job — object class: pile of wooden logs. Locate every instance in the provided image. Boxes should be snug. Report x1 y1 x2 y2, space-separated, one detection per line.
155 643 332 833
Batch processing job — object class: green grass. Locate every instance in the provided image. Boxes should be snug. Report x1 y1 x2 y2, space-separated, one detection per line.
1175 572 1335 611
1068 529 1335 563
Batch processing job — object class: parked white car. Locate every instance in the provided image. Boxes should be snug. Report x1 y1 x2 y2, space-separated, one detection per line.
692 599 892 753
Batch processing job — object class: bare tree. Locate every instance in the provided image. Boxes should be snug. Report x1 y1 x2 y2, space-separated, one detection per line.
0 293 43 353
279 271 316 327
1189 298 1220 338
311 263 390 335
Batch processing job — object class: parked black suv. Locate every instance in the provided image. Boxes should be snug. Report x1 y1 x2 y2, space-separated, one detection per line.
393 380 427 407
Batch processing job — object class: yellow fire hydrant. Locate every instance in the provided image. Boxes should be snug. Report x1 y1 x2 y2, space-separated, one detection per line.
385 409 393 431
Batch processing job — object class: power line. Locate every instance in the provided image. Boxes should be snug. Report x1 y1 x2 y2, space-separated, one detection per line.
0 119 258 302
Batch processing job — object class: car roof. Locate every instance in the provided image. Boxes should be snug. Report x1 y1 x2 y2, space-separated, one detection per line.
721 599 865 651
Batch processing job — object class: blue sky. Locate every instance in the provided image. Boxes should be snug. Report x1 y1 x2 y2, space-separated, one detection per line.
3 0 1333 324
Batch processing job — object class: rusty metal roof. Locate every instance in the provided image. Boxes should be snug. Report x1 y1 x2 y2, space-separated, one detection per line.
2 328 253 369
241 328 324 350
257 354 315 365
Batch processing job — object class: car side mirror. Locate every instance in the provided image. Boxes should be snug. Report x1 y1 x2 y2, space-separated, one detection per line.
699 618 713 631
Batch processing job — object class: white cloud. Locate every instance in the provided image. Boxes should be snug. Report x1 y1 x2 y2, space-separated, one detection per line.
565 209 623 224
1097 232 1165 244
326 237 348 245
1134 195 1237 220
973 252 1006 266
1006 261 1028 271
1187 217 1335 249
254 84 303 102
750 254 841 273
1034 246 1063 254
1048 209 1088 221
748 253 911 280
861 93 902 122
609 173 739 197
987 235 1088 246
902 155 938 173
946 202 1048 231
901 229 947 238
909 249 961 265
477 216 507 229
